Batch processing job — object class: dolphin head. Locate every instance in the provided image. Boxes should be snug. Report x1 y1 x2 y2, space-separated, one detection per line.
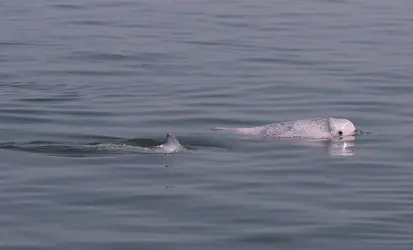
328 118 356 138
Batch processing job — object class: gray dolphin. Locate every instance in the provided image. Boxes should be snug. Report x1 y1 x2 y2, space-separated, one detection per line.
97 132 185 154
0 133 185 156
213 117 357 139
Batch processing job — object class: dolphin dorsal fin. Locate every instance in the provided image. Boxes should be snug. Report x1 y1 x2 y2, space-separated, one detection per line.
164 133 180 146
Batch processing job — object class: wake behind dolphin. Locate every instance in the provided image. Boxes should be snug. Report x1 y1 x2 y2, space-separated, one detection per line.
213 117 357 139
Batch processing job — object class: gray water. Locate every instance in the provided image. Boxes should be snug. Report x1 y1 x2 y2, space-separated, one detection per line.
1 0 413 249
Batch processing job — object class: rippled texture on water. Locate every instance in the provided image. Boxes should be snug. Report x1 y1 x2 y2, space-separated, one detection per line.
1 0 413 249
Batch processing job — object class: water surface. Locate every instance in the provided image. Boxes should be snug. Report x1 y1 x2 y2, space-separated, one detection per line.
1 0 413 249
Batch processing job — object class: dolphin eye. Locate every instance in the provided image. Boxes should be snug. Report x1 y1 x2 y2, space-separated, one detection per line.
338 131 343 136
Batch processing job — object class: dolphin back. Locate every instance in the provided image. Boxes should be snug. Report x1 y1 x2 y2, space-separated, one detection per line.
212 117 334 139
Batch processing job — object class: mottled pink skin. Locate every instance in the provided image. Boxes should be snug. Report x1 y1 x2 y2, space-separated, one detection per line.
213 117 356 139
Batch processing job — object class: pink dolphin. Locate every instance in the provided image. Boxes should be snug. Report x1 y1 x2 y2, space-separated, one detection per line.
213 117 357 139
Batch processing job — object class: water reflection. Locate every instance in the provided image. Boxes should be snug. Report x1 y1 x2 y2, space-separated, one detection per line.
328 136 355 156
279 136 356 156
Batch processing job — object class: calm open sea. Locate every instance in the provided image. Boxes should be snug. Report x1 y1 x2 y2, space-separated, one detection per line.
1 0 413 249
